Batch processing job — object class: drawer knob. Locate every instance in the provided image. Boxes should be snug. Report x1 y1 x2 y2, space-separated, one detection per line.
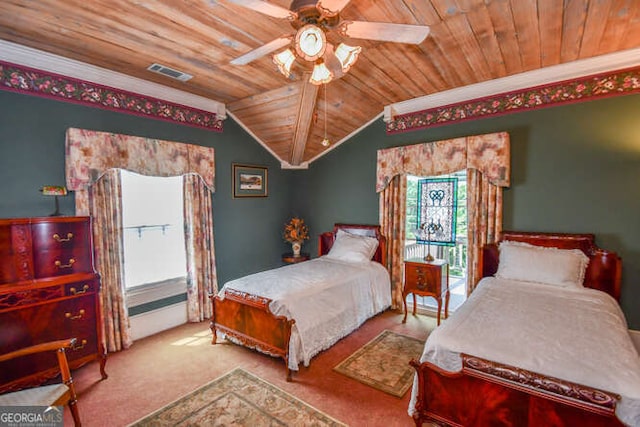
53 232 74 242
69 284 90 295
72 339 88 350
65 309 85 320
55 258 76 269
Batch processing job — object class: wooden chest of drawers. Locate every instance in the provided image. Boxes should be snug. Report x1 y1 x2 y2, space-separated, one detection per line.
0 216 107 392
403 258 450 325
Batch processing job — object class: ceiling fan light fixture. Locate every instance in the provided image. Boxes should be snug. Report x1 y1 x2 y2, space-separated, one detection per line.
273 48 296 77
295 24 327 61
310 60 333 85
334 43 361 72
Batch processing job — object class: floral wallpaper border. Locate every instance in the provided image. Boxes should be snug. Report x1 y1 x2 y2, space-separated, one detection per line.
386 67 640 134
0 61 223 131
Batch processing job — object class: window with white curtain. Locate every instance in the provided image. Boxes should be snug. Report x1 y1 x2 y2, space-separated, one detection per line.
120 170 186 290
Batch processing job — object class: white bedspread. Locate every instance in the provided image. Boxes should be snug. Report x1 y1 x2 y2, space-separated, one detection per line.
218 256 391 371
409 277 640 426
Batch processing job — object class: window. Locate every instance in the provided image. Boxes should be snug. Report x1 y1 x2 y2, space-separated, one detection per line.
121 170 186 290
406 170 468 311
416 177 458 247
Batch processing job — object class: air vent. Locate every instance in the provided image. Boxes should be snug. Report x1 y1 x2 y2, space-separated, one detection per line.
147 63 193 82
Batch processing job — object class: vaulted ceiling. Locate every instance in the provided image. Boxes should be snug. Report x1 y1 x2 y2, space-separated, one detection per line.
1 1 639 167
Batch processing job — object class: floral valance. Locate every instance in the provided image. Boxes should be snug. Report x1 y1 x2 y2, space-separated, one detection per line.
66 128 215 216
376 132 510 192
66 128 215 191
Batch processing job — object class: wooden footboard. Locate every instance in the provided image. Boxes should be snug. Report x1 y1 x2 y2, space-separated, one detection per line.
410 356 624 426
210 288 295 381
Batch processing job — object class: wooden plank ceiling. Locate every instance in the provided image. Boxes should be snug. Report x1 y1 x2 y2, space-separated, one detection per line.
0 0 638 166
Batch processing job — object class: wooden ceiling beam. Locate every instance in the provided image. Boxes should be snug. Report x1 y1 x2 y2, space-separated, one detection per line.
290 74 319 166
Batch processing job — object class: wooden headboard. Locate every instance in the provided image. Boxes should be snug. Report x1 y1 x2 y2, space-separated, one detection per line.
318 224 387 266
480 231 622 301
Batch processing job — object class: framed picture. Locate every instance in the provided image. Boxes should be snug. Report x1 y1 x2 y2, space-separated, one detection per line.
232 163 268 198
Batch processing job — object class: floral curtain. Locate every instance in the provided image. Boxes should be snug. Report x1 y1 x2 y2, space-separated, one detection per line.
183 173 217 322
89 169 132 352
379 175 407 309
466 168 503 293
376 132 510 295
66 128 215 215
65 128 216 351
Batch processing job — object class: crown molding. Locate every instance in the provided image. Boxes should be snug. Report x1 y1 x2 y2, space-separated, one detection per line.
384 48 640 124
0 39 226 120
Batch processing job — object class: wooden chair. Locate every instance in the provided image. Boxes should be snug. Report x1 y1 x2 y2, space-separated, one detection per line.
0 338 81 426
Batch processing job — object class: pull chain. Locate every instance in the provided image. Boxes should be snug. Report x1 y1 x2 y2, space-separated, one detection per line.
322 84 330 147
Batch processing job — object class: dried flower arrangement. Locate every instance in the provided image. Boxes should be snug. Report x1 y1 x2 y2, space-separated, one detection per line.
283 217 309 243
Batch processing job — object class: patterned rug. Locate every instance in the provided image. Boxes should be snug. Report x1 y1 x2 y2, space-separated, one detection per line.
333 330 425 397
129 368 346 426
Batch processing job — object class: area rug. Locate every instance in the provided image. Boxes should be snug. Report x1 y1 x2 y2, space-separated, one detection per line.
333 330 425 397
129 368 346 426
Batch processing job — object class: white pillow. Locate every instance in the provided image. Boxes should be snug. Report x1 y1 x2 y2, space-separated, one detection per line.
326 229 379 263
495 240 589 288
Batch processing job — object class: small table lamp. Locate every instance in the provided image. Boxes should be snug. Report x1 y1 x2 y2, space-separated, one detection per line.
422 221 443 262
40 185 68 216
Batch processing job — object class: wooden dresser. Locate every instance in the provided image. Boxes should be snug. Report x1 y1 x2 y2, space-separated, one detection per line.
0 216 107 392
403 258 450 325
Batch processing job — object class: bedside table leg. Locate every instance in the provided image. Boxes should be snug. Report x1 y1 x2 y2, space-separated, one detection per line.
412 294 417 316
402 294 408 323
444 289 450 319
436 298 442 326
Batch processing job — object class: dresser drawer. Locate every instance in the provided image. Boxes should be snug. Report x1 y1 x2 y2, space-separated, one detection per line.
64 278 99 297
405 263 440 293
31 220 90 252
63 295 99 361
33 248 93 278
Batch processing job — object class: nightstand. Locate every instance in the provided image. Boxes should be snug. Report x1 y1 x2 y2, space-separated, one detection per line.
282 252 310 264
403 258 449 325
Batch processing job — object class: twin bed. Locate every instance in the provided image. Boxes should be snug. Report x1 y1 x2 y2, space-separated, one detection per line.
409 231 640 426
209 224 390 380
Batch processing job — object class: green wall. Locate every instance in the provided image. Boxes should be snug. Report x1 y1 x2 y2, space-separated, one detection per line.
2 89 639 329
295 94 640 329
0 90 295 286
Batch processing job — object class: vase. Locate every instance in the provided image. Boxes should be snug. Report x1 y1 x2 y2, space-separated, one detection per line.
292 241 302 257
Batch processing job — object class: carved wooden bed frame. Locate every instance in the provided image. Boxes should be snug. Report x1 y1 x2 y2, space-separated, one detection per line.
410 231 624 426
209 223 386 381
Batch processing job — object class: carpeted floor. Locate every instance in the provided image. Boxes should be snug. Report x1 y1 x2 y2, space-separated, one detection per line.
129 368 347 426
65 309 437 426
333 330 425 397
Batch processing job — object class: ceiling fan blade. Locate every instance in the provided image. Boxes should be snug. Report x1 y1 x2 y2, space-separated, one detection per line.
338 21 430 44
230 36 293 65
317 0 351 15
225 0 296 20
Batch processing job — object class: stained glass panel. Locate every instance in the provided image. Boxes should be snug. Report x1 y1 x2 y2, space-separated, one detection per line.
415 178 458 246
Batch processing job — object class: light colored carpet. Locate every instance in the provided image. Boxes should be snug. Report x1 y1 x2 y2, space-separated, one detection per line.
333 330 425 398
129 368 347 426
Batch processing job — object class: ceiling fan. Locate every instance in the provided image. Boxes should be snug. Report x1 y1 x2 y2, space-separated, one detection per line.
227 0 430 84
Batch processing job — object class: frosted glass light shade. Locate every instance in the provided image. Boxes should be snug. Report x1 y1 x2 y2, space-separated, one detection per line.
334 43 361 72
273 49 295 77
295 24 326 61
310 61 333 85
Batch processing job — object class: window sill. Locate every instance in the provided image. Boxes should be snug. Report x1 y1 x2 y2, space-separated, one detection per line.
127 276 187 308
